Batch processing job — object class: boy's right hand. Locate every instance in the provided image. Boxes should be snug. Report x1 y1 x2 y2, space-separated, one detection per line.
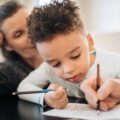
44 84 68 109
80 76 120 111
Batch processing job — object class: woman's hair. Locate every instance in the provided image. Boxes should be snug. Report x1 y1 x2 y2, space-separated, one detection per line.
27 0 85 44
0 0 25 60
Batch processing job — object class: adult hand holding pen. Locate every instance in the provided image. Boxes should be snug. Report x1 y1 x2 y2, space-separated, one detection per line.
44 84 68 109
80 76 120 111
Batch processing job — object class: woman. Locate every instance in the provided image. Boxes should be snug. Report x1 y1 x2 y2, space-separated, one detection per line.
0 1 42 97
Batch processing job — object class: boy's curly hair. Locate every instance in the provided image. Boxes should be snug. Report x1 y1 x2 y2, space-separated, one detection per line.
27 0 85 44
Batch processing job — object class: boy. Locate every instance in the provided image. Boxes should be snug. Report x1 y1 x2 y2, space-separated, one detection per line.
18 0 120 110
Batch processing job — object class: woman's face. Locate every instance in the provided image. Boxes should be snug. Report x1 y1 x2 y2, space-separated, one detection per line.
1 8 39 59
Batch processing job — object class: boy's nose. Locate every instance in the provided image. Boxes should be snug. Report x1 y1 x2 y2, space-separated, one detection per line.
63 64 74 74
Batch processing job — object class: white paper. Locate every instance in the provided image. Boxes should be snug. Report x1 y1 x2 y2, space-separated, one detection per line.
42 103 120 120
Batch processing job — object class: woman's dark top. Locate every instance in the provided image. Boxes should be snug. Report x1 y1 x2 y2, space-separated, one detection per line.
0 58 34 98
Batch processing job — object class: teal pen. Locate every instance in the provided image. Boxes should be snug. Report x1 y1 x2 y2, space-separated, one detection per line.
12 89 54 95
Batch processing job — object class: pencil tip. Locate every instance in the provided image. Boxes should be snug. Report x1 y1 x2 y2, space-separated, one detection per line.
97 110 100 115
67 89 69 92
65 88 69 92
12 92 16 95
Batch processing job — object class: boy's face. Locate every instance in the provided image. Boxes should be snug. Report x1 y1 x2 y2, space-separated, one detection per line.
37 30 94 84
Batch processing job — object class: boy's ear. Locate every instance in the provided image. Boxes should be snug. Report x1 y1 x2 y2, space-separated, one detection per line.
86 33 94 51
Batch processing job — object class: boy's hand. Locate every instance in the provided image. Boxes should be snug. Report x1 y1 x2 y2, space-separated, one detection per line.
97 78 120 111
80 76 98 109
44 84 68 109
80 76 120 111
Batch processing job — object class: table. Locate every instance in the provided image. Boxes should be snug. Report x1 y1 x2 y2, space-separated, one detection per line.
0 95 87 120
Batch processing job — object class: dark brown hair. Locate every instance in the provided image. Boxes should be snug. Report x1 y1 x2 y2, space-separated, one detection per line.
27 0 85 44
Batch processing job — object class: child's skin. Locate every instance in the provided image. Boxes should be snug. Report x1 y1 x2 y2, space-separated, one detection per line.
80 76 120 111
36 30 120 110
36 30 95 108
45 84 68 108
26 0 120 110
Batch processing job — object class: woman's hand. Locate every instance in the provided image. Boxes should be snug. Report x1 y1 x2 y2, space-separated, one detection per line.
44 84 68 109
80 76 120 111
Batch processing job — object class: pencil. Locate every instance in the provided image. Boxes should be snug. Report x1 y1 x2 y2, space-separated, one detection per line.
12 88 69 95
96 64 100 115
12 89 54 95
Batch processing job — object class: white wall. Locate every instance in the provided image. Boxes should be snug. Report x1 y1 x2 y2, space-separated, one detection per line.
77 0 120 34
94 32 120 53
76 0 120 53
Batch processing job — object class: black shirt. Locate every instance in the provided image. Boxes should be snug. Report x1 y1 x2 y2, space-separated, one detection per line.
0 58 34 98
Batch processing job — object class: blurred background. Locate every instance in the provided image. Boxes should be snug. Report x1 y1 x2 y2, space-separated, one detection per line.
0 0 120 61
76 0 120 53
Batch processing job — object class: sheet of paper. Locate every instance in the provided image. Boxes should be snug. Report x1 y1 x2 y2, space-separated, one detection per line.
42 103 120 120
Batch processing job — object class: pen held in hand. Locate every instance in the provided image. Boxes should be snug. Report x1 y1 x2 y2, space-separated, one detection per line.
12 88 69 95
12 89 55 95
96 64 100 115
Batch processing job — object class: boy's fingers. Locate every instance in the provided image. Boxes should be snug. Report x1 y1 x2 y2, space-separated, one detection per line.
48 84 60 90
100 101 116 111
80 80 98 104
100 97 119 111
100 101 108 111
47 86 66 99
81 85 98 105
80 76 98 92
107 101 116 109
54 87 66 99
97 80 114 100
52 98 68 109
85 94 97 108
58 94 68 106
45 89 68 109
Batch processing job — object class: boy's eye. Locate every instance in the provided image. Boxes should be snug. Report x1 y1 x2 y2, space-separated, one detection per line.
52 62 61 67
71 53 80 59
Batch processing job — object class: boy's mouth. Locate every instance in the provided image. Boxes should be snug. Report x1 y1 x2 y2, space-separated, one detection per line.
68 74 83 83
